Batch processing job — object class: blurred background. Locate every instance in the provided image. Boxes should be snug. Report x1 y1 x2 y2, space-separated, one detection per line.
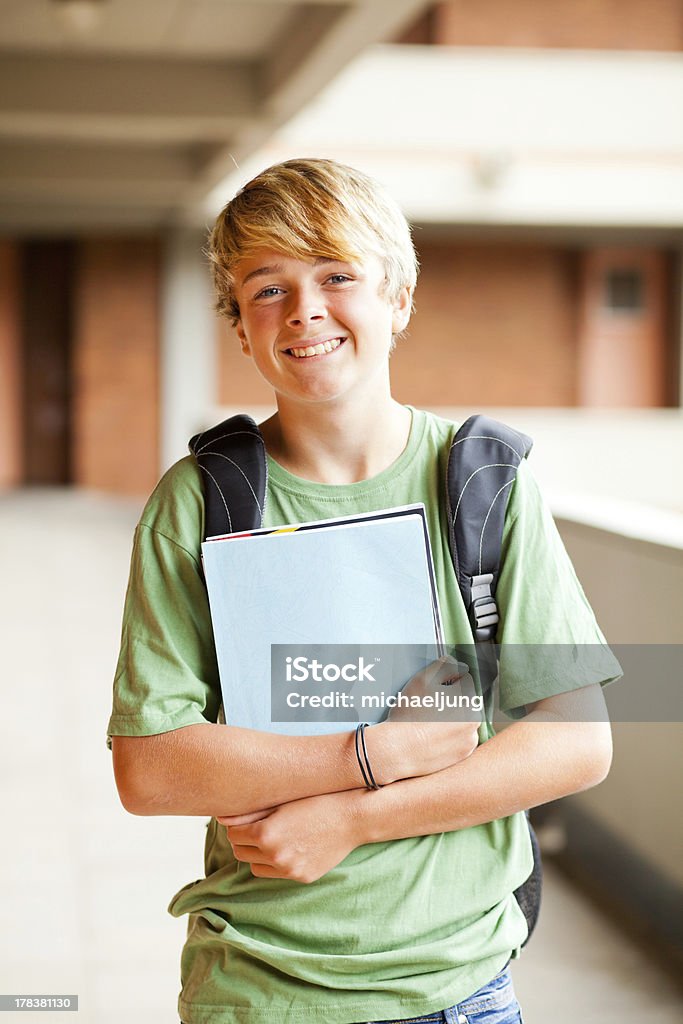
0 1 681 1022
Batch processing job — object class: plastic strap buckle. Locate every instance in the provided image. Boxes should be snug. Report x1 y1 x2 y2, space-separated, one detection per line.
470 573 499 641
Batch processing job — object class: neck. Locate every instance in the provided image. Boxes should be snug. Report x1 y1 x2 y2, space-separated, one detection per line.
260 395 412 485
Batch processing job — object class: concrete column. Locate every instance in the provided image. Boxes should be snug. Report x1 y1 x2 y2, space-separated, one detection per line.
160 230 216 473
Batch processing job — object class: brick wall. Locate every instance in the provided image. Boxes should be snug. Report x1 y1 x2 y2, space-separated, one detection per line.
73 239 160 495
390 242 579 407
217 315 277 407
402 0 683 50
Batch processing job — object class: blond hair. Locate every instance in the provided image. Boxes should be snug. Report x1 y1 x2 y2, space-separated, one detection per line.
207 158 418 324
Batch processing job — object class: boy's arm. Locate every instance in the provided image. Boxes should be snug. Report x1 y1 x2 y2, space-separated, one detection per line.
111 726 359 816
352 683 612 841
111 713 480 817
221 684 611 882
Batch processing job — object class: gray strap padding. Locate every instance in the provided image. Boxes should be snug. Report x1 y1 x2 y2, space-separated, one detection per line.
446 414 533 640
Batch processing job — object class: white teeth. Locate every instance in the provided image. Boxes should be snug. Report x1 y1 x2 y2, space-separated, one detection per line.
289 338 343 358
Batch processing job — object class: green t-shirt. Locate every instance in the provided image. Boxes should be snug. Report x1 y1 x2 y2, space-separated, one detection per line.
108 407 620 1024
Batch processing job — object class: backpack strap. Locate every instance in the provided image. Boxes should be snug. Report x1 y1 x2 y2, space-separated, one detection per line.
446 414 533 642
189 414 267 538
446 413 541 947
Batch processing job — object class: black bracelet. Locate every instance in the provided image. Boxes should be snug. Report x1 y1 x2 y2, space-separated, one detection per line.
354 723 372 788
359 722 382 790
355 722 383 791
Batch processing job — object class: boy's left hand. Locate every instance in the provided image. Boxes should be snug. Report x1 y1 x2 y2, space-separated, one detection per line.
216 791 361 884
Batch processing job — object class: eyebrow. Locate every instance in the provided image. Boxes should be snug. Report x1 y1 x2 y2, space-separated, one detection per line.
241 264 283 287
240 257 345 288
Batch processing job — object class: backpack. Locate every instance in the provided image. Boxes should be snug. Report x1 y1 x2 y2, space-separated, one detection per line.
189 412 542 945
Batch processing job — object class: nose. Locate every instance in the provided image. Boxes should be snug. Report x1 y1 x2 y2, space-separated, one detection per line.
285 286 327 329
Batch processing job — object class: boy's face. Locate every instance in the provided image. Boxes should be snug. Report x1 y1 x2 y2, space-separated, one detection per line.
233 250 411 408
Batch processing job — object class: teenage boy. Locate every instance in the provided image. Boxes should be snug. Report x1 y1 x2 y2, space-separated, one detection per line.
109 158 621 1024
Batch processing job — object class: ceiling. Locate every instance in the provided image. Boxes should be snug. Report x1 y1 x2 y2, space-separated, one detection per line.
0 0 429 232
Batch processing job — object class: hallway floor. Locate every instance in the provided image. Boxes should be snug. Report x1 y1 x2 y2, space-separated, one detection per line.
0 489 680 1023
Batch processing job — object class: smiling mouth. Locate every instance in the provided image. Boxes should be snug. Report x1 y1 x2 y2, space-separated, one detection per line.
286 337 346 359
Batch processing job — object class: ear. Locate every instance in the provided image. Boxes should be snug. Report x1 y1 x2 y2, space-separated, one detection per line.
235 320 251 357
391 286 412 335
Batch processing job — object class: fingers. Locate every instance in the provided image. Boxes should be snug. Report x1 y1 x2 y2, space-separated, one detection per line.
387 654 480 723
418 656 474 693
229 843 271 865
227 834 305 881
248 864 283 878
430 657 477 699
424 655 465 686
216 807 276 826
223 822 260 844
227 843 318 883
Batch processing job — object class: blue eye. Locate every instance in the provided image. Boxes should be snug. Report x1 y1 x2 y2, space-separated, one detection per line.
255 286 283 299
327 274 352 284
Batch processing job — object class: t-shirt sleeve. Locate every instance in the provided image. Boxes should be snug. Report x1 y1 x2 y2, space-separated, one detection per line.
107 458 221 743
495 459 622 717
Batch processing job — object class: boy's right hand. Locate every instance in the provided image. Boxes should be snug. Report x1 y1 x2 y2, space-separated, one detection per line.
370 657 482 784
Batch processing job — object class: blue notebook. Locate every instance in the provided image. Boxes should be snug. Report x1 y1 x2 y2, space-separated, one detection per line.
202 505 444 735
